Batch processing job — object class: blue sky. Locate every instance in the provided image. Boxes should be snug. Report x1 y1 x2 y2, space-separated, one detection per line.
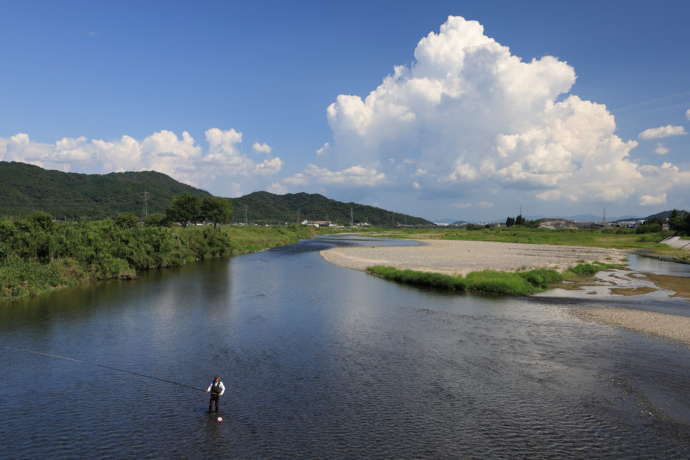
1 0 689 221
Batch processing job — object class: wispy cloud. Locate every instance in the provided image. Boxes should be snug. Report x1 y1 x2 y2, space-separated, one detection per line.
639 125 687 140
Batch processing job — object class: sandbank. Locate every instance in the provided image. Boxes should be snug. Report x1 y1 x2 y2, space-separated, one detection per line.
320 239 626 275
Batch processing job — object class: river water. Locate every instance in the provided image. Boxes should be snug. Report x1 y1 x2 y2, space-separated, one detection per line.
1 236 689 458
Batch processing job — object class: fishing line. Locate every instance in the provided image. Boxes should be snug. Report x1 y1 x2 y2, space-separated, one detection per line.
4 346 206 393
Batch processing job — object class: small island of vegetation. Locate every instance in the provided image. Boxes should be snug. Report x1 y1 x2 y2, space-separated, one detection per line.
367 262 618 297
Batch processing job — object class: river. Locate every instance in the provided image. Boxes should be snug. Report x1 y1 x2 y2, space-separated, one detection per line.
1 236 689 458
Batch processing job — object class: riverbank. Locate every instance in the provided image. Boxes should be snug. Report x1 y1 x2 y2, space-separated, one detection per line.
364 226 671 250
635 248 690 264
224 225 314 255
0 218 313 303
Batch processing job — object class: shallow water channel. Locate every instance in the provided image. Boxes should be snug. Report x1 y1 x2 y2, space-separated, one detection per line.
1 236 690 458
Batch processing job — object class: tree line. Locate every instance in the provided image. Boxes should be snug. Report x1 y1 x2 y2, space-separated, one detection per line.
0 194 234 301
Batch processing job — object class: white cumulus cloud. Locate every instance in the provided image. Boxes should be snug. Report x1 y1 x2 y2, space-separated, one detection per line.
295 15 690 208
686 108 690 120
639 125 687 140
654 143 669 155
640 193 667 206
252 142 272 154
284 164 385 187
0 128 283 197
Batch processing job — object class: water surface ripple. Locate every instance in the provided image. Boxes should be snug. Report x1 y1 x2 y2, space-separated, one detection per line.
1 236 689 458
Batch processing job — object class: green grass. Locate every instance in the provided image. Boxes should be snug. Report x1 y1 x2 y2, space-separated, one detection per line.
637 247 690 264
562 261 619 277
222 225 314 255
0 257 88 300
367 262 618 296
367 227 672 249
366 266 466 292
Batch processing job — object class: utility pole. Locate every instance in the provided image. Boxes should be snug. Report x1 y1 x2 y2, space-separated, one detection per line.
244 205 248 225
142 191 149 219
297 208 300 225
603 208 607 225
350 207 354 226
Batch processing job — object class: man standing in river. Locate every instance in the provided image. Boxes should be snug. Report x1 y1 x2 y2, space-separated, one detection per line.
206 376 225 413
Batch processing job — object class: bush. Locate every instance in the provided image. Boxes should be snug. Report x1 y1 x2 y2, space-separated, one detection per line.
519 269 563 288
367 266 466 292
0 216 234 301
465 270 538 296
367 264 612 297
636 223 661 234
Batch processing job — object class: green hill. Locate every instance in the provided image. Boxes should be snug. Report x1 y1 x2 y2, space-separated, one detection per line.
0 161 210 219
644 209 688 220
231 191 432 226
0 161 432 225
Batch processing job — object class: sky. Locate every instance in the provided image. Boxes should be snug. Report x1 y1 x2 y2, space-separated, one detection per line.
1 0 689 222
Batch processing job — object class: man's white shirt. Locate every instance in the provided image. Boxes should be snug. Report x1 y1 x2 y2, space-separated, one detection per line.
207 381 225 395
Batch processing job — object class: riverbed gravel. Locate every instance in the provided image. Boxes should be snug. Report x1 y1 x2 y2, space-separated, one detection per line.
320 239 627 275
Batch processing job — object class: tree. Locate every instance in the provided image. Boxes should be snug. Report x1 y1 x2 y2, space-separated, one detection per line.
200 197 233 227
143 213 168 227
166 195 201 226
506 216 515 227
28 211 54 232
669 210 690 234
515 214 525 226
115 212 139 229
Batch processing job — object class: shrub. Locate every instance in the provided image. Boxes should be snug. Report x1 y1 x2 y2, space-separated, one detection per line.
465 270 538 296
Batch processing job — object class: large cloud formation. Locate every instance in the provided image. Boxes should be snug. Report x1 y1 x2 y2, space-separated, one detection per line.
0 128 283 197
288 16 689 207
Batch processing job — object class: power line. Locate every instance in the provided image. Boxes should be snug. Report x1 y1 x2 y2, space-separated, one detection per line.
4 346 206 393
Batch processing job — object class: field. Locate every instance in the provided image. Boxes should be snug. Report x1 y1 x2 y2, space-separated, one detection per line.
366 226 672 249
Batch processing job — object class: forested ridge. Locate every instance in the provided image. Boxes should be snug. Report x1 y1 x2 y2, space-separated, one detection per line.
231 191 431 226
0 161 210 218
0 162 430 225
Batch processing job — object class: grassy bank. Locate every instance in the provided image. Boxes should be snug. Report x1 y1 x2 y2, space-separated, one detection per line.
366 262 618 296
637 247 690 264
367 227 671 249
0 214 313 302
223 225 314 255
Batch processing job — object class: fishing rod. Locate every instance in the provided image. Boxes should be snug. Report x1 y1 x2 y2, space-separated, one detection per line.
4 346 207 393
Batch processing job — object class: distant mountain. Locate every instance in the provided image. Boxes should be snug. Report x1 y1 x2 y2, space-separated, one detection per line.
0 161 210 218
644 209 688 220
230 191 432 226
